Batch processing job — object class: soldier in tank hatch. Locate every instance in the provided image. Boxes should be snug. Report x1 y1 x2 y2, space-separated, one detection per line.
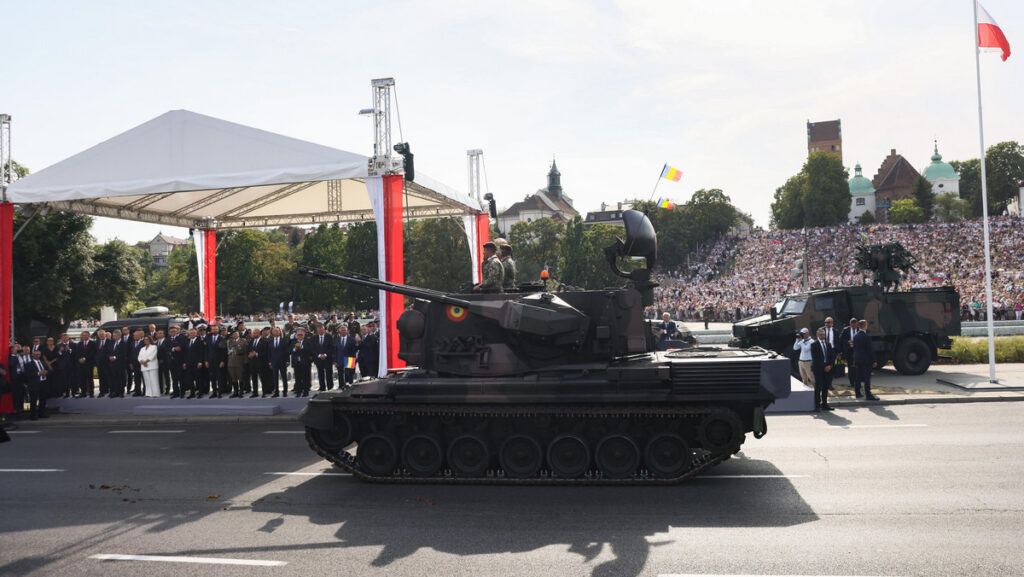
474 241 504 292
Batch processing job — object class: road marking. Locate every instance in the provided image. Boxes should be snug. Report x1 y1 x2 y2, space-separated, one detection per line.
659 574 899 577
108 430 186 434
0 469 65 472
265 471 352 477
7 430 41 434
841 424 928 429
90 554 286 566
263 430 305 434
699 475 809 479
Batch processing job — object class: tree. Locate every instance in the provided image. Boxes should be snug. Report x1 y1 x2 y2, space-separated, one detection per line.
507 218 562 282
91 240 145 317
911 175 936 221
558 216 593 288
296 224 347 310
984 141 1024 213
404 218 472 291
2 159 29 183
949 158 981 216
856 210 877 225
771 153 850 228
157 241 199 313
770 174 806 230
935 192 971 222
341 222 379 310
889 199 925 224
683 188 739 242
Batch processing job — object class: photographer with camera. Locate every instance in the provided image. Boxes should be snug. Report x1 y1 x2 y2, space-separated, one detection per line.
792 328 815 388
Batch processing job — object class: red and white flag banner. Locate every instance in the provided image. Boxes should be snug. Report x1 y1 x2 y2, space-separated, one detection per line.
977 1 1011 61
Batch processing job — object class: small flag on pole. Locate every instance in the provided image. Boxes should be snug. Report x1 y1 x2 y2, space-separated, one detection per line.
660 164 682 182
345 357 357 369
978 1 1011 61
657 198 675 210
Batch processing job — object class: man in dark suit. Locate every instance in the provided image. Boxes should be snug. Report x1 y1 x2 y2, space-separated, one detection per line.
107 333 128 397
57 334 74 398
73 331 96 397
838 317 859 390
357 322 380 379
852 320 879 401
249 327 273 397
183 328 206 399
129 329 145 397
155 329 170 395
165 326 186 398
268 327 290 398
658 312 679 341
94 330 111 397
9 343 29 416
290 327 313 396
811 328 835 412
24 349 51 420
311 325 334 391
333 324 358 387
119 327 133 392
206 326 226 398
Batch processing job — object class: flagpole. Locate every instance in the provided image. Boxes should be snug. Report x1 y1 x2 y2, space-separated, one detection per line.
972 0 998 383
649 164 666 203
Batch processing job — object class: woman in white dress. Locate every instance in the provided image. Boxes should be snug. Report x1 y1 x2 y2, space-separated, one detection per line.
138 335 161 397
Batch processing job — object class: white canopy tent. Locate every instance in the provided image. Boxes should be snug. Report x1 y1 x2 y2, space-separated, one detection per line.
2 109 490 377
6 109 482 227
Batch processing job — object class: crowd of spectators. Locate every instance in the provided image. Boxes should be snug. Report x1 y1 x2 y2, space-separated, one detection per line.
649 216 1024 323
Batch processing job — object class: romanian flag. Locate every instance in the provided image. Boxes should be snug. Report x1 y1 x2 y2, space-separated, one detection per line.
345 356 357 369
657 198 675 210
660 164 682 182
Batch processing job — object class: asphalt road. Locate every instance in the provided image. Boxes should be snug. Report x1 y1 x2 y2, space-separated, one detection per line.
2 402 1023 577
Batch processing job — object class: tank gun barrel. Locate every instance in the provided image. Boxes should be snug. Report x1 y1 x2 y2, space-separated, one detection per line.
298 266 472 308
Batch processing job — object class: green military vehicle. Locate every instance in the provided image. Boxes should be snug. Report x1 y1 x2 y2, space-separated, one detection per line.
731 244 960 375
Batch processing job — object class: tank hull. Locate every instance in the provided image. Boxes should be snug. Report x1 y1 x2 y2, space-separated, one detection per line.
301 347 790 485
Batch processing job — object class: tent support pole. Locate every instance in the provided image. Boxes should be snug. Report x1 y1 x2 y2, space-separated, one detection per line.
382 174 405 374
203 229 217 323
474 213 490 283
0 202 13 363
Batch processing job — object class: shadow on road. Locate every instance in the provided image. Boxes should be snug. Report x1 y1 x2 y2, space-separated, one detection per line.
227 457 819 577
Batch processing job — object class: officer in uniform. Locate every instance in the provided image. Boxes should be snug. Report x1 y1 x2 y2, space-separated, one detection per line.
474 241 504 292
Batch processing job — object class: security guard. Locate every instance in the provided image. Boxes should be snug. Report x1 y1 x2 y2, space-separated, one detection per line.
499 243 517 291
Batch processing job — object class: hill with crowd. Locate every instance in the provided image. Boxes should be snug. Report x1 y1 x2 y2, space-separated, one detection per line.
651 216 1024 323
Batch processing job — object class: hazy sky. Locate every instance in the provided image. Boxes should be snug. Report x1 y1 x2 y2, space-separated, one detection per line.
3 0 1021 244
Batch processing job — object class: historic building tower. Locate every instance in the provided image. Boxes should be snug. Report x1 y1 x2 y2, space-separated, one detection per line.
807 119 842 162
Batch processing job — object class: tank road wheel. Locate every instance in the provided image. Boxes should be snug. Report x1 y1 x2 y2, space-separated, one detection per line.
357 433 399 476
697 410 744 455
402 434 444 477
546 434 590 479
595 434 640 479
644 433 691 478
448 434 491 477
894 336 931 375
500 434 544 479
308 414 353 454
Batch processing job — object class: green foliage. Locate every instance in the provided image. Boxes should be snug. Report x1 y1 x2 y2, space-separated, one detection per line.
911 175 935 221
771 152 850 229
508 217 562 282
940 336 1024 364
404 218 472 291
856 210 877 224
157 242 199 313
949 158 981 216
91 240 145 312
984 141 1024 214
342 222 379 309
297 224 347 309
934 193 971 222
2 159 29 183
558 216 593 287
12 210 96 339
888 198 926 224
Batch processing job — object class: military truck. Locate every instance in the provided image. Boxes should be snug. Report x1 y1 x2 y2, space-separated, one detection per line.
732 284 959 375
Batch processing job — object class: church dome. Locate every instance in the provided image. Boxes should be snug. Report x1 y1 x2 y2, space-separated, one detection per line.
923 141 959 181
848 163 875 196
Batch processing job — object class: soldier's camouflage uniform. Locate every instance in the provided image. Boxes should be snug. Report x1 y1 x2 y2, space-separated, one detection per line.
480 255 504 292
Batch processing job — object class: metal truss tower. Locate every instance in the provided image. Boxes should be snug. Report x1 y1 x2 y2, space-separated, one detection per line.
0 114 11 202
364 78 403 177
467 149 484 204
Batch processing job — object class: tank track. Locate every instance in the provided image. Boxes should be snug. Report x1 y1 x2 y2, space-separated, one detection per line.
305 403 745 485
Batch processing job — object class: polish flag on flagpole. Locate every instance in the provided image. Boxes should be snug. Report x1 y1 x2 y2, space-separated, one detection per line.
977 1 1011 61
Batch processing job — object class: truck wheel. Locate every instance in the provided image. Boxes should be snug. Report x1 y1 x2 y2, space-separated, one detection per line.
894 337 931 375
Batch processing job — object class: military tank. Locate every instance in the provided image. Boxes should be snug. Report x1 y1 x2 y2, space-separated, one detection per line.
298 210 790 484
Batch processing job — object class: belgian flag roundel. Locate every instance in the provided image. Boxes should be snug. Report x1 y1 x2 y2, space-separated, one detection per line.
446 305 468 322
